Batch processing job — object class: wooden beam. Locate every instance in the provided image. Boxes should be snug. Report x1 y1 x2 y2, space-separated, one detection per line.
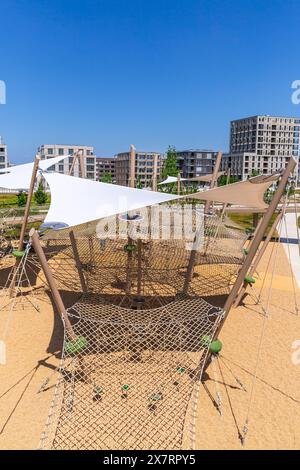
29 228 76 340
69 230 87 292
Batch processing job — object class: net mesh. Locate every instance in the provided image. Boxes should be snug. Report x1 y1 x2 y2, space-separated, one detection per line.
35 204 246 450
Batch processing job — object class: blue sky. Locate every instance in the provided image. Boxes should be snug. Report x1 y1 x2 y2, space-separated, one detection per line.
0 0 299 163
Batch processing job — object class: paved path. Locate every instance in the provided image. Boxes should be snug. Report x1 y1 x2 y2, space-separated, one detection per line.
279 211 300 288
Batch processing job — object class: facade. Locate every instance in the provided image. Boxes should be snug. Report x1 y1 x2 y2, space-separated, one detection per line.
115 151 164 187
222 115 300 180
36 144 96 180
0 136 8 169
96 157 116 182
176 150 218 178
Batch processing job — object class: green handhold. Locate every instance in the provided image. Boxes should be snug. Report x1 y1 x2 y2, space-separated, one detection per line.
243 248 249 256
200 335 212 347
124 244 137 252
122 384 129 391
244 276 256 284
65 336 87 355
209 339 223 354
12 250 25 258
177 367 185 374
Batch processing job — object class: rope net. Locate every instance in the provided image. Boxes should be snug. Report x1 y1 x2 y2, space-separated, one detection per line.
35 204 246 450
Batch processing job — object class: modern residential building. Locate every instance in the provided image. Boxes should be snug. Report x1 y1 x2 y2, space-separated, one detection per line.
96 157 116 182
0 136 9 169
176 150 219 179
36 144 96 180
222 115 300 180
115 151 165 187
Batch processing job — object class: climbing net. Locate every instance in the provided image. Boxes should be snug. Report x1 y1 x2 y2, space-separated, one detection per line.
40 296 224 450
37 204 247 450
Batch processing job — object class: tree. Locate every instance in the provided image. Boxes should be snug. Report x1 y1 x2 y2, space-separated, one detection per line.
17 191 27 207
250 169 260 177
218 175 238 186
100 172 113 183
34 182 47 205
136 176 143 189
161 146 178 180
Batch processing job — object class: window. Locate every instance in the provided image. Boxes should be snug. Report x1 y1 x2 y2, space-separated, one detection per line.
68 149 74 155
86 157 94 164
48 148 53 155
58 148 64 155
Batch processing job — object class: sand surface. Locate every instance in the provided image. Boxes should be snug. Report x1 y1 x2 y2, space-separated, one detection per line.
0 242 300 450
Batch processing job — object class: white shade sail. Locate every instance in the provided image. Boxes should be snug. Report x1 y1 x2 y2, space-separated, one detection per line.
188 174 279 209
0 156 69 190
158 175 187 185
44 173 180 228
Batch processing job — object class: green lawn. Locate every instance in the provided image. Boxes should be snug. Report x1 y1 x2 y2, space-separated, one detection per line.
228 212 279 238
0 193 51 209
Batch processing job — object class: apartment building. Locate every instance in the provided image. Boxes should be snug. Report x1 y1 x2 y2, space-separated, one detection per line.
96 157 116 182
222 115 300 180
176 150 218 179
0 136 8 169
36 144 96 179
115 151 164 187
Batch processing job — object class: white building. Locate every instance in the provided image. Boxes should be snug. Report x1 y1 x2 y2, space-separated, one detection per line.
0 136 9 169
222 115 300 180
36 144 96 180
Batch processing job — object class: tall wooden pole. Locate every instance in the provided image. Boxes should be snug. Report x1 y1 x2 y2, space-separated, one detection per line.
69 230 87 292
130 144 136 188
204 151 222 214
9 155 41 295
18 155 40 251
204 157 296 371
152 154 158 191
30 228 76 340
79 150 85 179
177 172 181 195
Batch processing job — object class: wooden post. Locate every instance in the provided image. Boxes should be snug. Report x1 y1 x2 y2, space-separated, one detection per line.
18 155 41 251
130 144 136 188
68 152 77 176
204 151 222 214
29 228 76 340
152 154 158 191
203 157 296 371
233 210 282 307
226 168 231 185
79 150 85 179
9 156 41 296
69 230 87 292
137 238 142 296
177 172 181 195
182 232 202 294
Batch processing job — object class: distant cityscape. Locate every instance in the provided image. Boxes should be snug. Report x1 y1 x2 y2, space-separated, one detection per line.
1 114 300 187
